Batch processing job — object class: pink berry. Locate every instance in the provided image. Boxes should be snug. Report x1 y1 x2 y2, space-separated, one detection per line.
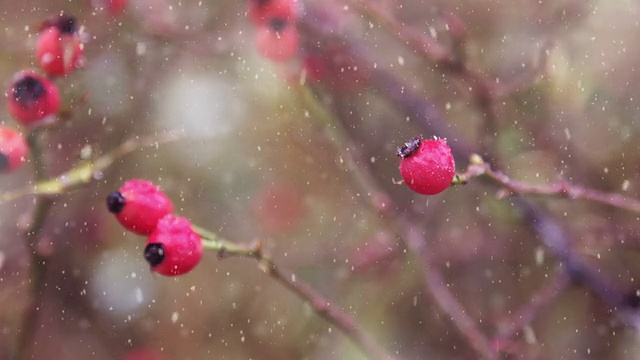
248 0 297 26
5 70 61 126
0 126 29 173
106 179 174 235
255 18 299 62
35 15 85 76
144 215 203 277
397 135 455 195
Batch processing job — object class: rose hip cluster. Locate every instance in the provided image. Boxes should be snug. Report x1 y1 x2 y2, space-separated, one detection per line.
106 180 203 277
0 14 87 174
248 0 300 62
397 135 456 195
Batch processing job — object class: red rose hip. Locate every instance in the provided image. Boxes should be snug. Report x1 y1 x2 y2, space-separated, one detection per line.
0 126 29 173
6 70 61 126
397 135 455 195
36 14 86 76
248 0 297 26
144 215 203 276
106 179 174 235
255 17 299 62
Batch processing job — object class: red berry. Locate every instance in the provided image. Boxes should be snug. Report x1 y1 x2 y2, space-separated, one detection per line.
35 15 86 76
144 215 203 276
248 0 297 26
5 70 61 126
92 0 128 16
106 179 174 235
397 135 455 195
255 18 299 62
0 126 29 173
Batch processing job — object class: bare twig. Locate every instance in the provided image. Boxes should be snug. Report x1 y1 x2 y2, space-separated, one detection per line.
302 1 640 350
347 0 553 160
457 159 640 214
295 83 499 359
363 50 638 329
347 0 499 153
198 233 396 360
494 268 571 339
0 131 184 204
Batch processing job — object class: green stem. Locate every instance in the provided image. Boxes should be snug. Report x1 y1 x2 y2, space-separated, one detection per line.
193 224 259 258
27 130 46 181
194 224 395 360
15 130 53 360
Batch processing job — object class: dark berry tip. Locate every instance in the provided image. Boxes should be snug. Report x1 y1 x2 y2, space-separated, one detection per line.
269 17 288 32
12 76 45 106
396 135 423 158
144 243 165 267
0 153 9 173
106 191 126 213
55 15 77 34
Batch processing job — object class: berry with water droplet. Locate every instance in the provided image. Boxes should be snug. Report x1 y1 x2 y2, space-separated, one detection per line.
144 214 203 276
397 135 455 195
106 179 174 235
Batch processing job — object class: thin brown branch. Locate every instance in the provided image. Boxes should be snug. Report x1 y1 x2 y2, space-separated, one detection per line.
494 268 571 340
294 84 499 359
458 160 640 214
346 0 555 159
200 237 396 360
304 0 637 353
493 41 554 99
400 219 499 360
258 255 394 360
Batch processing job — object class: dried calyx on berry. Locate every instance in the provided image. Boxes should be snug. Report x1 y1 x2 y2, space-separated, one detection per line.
396 135 423 158
397 134 456 195
106 179 174 235
144 243 165 267
5 70 61 126
40 14 78 34
106 191 126 213
269 17 288 32
255 17 299 62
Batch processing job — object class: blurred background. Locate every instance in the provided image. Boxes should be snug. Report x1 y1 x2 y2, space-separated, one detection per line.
2 0 640 359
